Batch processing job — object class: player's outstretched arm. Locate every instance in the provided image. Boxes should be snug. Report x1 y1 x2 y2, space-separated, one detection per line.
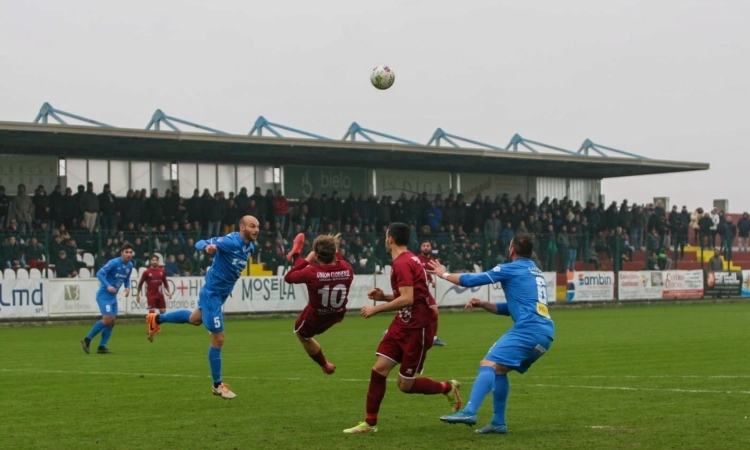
465 298 510 316
284 261 312 284
465 298 497 313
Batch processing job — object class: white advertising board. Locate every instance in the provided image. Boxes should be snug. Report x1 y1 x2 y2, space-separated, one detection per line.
564 271 615 302
0 279 47 318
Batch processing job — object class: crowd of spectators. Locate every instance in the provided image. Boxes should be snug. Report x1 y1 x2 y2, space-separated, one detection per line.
2 180 750 277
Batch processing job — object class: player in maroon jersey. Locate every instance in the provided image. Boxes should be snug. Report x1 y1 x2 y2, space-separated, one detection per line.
284 233 353 375
136 254 172 340
416 239 446 346
343 222 461 434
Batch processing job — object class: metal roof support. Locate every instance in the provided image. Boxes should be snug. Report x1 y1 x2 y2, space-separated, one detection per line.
33 102 114 127
426 128 504 150
505 133 578 155
342 122 420 146
145 109 228 134
248 116 331 140
578 139 647 159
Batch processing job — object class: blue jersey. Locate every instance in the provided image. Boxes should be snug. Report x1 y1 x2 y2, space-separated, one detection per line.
459 258 554 338
196 232 256 297
96 256 134 295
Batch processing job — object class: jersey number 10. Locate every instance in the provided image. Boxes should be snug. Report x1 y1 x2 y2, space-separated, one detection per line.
317 284 348 308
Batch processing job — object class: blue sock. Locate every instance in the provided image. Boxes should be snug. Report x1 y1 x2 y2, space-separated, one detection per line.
100 325 113 347
86 320 105 340
492 374 510 426
158 310 192 324
208 346 222 386
463 366 495 415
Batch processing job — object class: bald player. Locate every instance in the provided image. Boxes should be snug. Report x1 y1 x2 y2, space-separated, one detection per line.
146 215 260 399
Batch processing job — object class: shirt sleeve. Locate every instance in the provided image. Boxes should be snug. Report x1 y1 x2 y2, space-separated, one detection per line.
458 265 507 287
494 303 510 316
392 259 415 289
97 260 114 287
196 235 236 252
283 257 310 284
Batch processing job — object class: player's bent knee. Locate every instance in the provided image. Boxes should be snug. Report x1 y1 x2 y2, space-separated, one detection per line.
396 377 414 392
480 359 509 374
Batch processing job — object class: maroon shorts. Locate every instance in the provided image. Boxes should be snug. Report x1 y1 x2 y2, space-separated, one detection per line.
294 311 345 339
147 295 166 310
376 325 435 379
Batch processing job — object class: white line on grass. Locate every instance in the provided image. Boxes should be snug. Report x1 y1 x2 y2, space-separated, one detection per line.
3 368 750 394
531 375 750 379
528 383 750 395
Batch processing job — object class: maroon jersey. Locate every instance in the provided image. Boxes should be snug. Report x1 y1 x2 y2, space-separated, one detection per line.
415 253 438 307
390 251 435 329
284 253 354 315
138 267 168 298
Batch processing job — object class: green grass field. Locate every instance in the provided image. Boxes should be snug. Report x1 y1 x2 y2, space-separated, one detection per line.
1 302 749 450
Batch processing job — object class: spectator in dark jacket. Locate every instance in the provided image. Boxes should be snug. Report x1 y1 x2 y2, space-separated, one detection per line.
206 193 225 237
738 212 750 252
3 236 25 268
98 184 118 237
698 213 714 249
722 215 737 261
0 185 9 229
708 251 724 271
55 250 78 278
32 185 49 229
249 187 266 223
147 188 164 227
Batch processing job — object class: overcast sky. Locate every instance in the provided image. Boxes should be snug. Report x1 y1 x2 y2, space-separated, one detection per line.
1 1 747 211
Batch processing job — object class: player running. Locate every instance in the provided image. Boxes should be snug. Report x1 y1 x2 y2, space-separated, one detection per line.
283 233 353 374
428 233 555 435
146 215 259 399
343 222 461 434
81 244 134 354
137 254 173 340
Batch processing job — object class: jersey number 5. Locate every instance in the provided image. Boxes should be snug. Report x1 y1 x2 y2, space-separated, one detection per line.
318 284 348 308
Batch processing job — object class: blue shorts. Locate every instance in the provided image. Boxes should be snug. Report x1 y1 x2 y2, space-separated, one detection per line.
95 292 118 316
485 330 553 374
197 287 228 333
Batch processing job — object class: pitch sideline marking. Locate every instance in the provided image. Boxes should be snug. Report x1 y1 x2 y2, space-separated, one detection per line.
2 368 750 394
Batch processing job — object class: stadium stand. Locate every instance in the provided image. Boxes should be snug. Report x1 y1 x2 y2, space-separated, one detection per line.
1 183 747 278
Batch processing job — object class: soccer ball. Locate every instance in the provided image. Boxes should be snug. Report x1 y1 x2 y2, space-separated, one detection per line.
370 65 395 90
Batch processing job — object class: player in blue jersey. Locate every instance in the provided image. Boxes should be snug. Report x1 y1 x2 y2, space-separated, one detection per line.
428 234 554 435
146 215 260 399
81 244 134 354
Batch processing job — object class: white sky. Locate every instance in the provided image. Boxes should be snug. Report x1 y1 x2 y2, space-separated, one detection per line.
1 0 747 212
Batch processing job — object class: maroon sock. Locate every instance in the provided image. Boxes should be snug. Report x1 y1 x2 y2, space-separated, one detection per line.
407 378 448 395
365 370 387 426
309 349 327 367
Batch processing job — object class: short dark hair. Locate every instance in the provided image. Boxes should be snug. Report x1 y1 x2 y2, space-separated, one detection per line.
420 238 431 245
387 222 410 246
120 243 134 253
510 234 534 258
149 254 159 260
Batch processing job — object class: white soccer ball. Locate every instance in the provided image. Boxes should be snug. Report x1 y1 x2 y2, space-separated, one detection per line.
370 65 395 90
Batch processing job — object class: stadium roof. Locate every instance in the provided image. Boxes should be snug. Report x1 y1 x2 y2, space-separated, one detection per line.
0 121 708 179
0 102 709 179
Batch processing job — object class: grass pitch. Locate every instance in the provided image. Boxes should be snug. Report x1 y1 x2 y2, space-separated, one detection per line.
1 301 749 450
